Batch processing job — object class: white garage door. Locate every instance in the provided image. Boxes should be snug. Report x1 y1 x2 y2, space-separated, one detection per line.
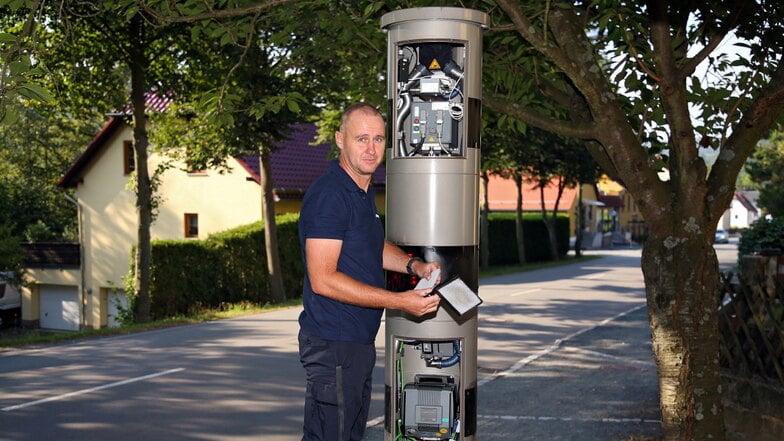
40 285 80 331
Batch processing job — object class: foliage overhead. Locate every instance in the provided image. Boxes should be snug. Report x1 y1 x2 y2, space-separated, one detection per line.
745 131 784 218
0 102 96 239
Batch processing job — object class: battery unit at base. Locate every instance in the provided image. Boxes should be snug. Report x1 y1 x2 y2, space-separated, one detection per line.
403 376 457 439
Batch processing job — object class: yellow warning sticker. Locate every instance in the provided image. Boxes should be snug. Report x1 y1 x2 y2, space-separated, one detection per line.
428 58 442 70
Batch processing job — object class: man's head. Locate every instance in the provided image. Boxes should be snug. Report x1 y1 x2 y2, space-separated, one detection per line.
335 103 386 189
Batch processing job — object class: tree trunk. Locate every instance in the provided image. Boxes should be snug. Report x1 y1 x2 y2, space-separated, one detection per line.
129 15 152 323
538 185 560 261
514 173 526 265
479 171 490 270
259 148 286 303
542 217 560 261
574 185 584 257
642 238 725 441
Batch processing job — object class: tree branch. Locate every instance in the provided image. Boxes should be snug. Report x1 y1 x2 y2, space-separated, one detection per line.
141 0 299 25
483 93 595 140
494 1 667 215
678 32 726 80
648 0 702 190
678 4 746 79
495 0 564 66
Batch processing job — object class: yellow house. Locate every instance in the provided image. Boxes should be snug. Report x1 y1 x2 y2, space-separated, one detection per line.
595 175 647 242
22 114 384 330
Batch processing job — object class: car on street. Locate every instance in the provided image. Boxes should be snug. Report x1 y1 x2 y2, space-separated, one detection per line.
714 229 729 244
0 272 22 328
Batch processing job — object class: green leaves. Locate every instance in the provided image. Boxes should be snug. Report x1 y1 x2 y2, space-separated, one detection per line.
0 102 95 239
14 82 52 102
737 217 784 257
745 132 784 218
0 223 24 277
0 0 29 10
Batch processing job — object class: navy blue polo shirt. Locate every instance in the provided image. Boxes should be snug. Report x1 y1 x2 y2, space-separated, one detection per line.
298 160 385 344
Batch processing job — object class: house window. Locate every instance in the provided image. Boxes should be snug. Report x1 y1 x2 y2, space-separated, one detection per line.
123 140 135 175
184 213 199 238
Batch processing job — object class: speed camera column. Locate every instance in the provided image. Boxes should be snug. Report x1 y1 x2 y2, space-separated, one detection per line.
381 8 488 441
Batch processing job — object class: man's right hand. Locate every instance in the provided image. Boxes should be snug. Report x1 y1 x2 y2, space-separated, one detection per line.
396 288 441 317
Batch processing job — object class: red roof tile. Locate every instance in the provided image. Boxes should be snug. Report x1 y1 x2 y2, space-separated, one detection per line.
114 91 173 115
235 124 386 199
487 174 578 212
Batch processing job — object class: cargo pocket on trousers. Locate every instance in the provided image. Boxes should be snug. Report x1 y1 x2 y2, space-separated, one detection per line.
305 380 339 439
308 380 338 407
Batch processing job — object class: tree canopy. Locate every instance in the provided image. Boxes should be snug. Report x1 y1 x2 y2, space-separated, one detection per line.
1 1 783 440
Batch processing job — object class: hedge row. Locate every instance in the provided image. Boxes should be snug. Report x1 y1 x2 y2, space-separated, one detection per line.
148 213 302 320
486 212 570 265
146 212 569 319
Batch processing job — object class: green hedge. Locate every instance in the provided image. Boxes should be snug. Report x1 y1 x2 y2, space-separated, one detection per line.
145 212 568 319
486 212 570 265
149 240 220 318
737 217 784 265
147 213 302 320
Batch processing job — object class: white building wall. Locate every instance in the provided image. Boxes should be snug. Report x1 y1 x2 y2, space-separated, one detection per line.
27 122 265 329
151 157 262 240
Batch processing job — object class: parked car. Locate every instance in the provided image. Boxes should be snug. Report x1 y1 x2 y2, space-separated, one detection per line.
0 271 22 327
714 229 729 244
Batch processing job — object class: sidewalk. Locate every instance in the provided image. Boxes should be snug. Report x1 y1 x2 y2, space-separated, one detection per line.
363 305 662 441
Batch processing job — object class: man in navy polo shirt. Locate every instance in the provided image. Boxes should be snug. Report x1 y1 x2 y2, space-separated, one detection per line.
298 102 441 441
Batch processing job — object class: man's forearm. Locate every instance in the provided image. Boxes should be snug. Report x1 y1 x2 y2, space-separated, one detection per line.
382 240 413 274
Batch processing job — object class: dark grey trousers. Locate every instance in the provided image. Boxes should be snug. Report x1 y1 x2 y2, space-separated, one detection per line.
299 331 376 441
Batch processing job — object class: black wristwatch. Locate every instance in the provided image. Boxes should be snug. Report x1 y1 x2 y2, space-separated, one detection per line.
406 257 424 275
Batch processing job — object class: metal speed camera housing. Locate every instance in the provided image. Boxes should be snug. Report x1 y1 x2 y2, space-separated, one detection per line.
382 7 488 441
383 7 487 249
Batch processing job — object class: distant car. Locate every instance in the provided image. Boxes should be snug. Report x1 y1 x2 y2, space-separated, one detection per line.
0 272 22 328
714 229 729 244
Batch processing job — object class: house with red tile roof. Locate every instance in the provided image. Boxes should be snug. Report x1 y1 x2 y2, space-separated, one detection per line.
234 124 385 208
486 172 650 247
22 117 385 331
486 173 608 243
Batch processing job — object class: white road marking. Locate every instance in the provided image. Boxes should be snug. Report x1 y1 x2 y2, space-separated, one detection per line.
479 414 661 424
582 271 610 280
478 303 645 386
564 346 657 368
1 368 185 412
366 415 384 427
509 288 542 297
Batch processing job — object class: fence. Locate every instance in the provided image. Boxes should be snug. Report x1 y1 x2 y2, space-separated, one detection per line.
718 254 784 384
626 219 649 244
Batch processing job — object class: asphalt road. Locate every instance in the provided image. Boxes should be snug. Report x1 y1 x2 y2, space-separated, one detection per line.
0 240 739 441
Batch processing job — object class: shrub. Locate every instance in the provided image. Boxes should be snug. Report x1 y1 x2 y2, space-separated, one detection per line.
0 223 23 276
143 212 567 320
147 214 302 320
486 212 570 265
737 217 784 261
